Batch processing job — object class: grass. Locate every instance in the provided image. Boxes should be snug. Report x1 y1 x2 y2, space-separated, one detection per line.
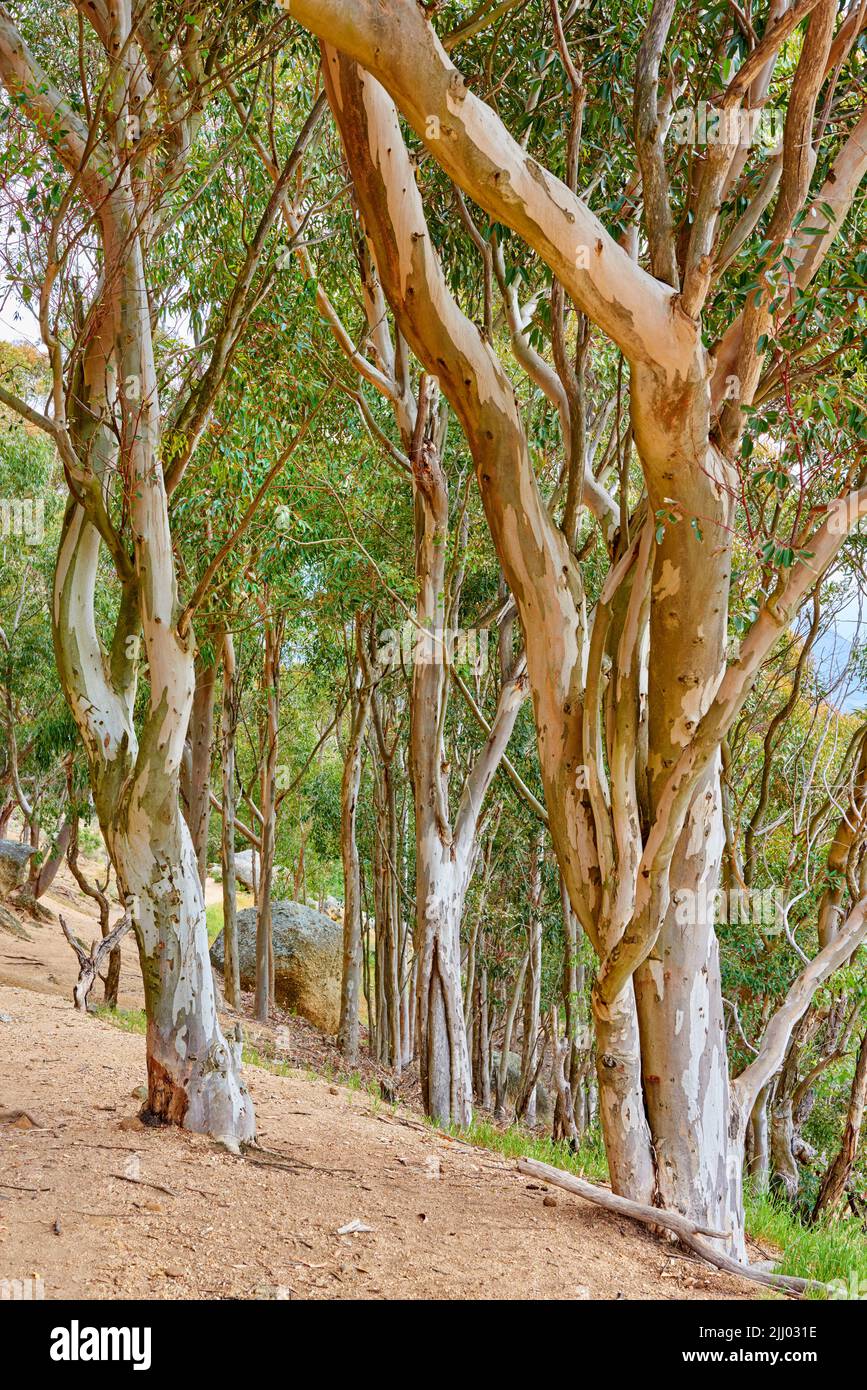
205 903 223 944
92 1004 147 1034
89 1005 867 1297
205 892 253 945
436 1115 609 1184
745 1188 867 1298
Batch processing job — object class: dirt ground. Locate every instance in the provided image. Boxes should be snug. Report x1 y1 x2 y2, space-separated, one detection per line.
0 866 758 1301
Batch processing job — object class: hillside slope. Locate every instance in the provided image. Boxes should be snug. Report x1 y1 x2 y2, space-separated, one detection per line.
0 872 756 1301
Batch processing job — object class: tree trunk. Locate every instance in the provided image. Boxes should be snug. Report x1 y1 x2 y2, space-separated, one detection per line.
518 830 544 1124
495 954 527 1120
769 1093 800 1202
110 808 253 1138
255 606 282 1022
220 632 241 1009
180 656 217 891
746 1083 771 1194
813 1028 867 1220
409 404 474 1128
633 763 745 1252
30 816 72 900
472 947 492 1109
337 613 373 1061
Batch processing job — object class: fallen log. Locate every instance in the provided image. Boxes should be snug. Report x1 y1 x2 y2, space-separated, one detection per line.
516 1156 827 1298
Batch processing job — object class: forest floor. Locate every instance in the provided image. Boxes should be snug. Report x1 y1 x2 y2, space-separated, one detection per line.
0 861 758 1301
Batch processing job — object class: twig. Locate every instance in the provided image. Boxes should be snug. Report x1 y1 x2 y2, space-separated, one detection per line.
109 1173 177 1197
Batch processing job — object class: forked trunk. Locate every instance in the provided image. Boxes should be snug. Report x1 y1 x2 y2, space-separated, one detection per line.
415 850 473 1127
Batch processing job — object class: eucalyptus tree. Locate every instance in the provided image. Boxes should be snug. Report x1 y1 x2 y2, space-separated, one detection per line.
237 85 534 1119
0 379 63 849
288 0 867 1255
0 0 322 1136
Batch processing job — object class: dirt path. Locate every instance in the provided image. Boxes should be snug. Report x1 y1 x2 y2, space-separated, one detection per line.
0 864 757 1301
0 982 759 1301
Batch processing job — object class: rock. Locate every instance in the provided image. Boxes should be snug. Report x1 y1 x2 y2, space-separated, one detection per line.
491 1050 554 1125
0 839 37 896
210 900 342 1034
0 903 31 940
233 849 258 892
0 1011 12 1023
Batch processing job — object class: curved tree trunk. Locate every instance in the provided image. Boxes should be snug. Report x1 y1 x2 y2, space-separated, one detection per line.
31 816 72 900
110 807 253 1137
310 10 867 1258
813 1028 867 1220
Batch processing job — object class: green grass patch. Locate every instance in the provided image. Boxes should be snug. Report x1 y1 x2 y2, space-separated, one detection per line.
92 1004 147 1035
205 902 223 944
438 1115 609 1184
205 893 254 945
745 1188 867 1298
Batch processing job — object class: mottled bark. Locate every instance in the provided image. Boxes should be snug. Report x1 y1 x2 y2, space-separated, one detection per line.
0 5 254 1140
220 632 241 1010
181 656 217 891
296 3 867 1257
337 614 373 1061
255 606 282 1022
813 1028 867 1220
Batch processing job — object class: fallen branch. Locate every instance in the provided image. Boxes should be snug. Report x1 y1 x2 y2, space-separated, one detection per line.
516 1157 826 1297
59 906 134 1012
110 1173 176 1197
